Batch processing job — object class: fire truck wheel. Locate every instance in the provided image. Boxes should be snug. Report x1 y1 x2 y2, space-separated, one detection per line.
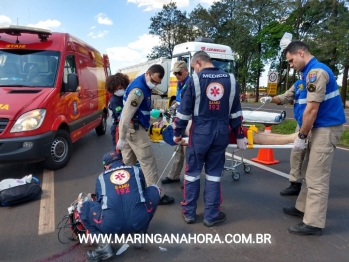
42 129 72 170
95 112 107 136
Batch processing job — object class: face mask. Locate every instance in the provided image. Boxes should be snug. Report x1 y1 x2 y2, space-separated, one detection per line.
146 81 156 89
114 90 125 96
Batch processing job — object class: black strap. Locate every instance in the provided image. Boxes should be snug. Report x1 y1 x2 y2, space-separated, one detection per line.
160 125 168 134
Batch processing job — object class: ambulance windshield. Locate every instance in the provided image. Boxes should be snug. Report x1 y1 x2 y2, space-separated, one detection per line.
0 50 60 87
212 59 236 75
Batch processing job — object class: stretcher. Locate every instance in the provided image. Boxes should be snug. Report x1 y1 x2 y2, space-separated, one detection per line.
223 109 288 180
224 125 295 181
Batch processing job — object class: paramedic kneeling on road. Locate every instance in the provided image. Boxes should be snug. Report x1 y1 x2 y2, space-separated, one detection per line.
279 40 345 236
173 51 247 227
117 64 174 205
79 152 160 262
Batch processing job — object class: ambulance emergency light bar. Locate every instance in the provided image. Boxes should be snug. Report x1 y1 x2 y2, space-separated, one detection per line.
0 25 52 41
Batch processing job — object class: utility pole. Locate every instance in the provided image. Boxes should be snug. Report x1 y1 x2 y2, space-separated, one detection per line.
285 63 290 91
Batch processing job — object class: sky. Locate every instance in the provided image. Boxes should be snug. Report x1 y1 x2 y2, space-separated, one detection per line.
0 0 342 87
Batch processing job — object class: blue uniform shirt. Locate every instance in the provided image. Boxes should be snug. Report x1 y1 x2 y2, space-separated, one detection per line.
123 74 152 129
108 94 123 123
95 165 147 210
298 57 346 128
175 67 244 139
176 75 190 110
293 80 303 123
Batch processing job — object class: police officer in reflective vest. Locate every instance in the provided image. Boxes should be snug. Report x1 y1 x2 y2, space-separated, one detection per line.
79 152 160 261
117 64 174 205
173 51 247 227
281 40 345 236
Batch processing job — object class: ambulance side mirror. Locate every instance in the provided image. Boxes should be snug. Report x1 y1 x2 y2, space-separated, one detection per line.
66 73 79 92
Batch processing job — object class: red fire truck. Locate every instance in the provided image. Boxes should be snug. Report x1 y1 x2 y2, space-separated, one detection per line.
0 25 111 170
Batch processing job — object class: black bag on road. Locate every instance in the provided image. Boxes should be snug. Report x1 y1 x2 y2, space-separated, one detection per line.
0 177 42 206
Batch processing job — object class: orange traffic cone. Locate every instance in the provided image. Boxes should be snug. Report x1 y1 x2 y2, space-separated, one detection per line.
251 126 279 165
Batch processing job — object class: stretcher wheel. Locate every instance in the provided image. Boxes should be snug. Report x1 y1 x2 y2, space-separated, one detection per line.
232 172 240 181
244 164 251 173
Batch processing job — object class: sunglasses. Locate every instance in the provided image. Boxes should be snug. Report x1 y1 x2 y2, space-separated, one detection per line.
173 71 183 76
149 75 161 85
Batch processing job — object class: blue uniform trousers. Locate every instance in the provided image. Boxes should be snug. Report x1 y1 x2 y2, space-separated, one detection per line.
181 119 230 222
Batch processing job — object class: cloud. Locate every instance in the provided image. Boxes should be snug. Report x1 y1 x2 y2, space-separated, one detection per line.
107 47 143 62
87 30 108 38
106 34 160 71
27 19 61 29
0 15 12 25
127 0 189 11
90 26 96 29
127 34 160 55
95 13 113 25
197 0 221 5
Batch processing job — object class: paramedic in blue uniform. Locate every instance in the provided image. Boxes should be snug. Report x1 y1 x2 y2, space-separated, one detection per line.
79 152 160 261
162 60 190 184
117 64 174 205
105 73 130 151
173 51 248 227
279 41 345 236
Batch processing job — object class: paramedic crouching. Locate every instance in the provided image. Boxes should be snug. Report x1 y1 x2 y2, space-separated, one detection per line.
173 51 247 227
79 152 160 262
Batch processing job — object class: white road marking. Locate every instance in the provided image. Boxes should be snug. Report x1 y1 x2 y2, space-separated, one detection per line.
38 169 55 235
225 152 289 179
338 146 349 151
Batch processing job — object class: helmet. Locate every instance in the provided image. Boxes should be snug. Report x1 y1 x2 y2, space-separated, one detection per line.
57 193 95 244
69 209 86 240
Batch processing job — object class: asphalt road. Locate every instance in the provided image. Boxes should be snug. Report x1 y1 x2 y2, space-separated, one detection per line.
0 109 348 262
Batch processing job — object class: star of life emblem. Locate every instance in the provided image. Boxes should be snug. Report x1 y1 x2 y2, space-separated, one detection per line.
110 170 130 185
206 82 224 101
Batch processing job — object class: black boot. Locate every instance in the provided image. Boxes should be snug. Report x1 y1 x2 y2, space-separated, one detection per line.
288 222 322 236
87 243 114 262
280 182 301 196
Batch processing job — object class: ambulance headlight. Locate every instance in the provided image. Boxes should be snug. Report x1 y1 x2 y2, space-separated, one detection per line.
10 109 46 133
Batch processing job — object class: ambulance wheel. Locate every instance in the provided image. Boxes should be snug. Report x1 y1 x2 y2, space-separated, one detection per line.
95 112 107 136
244 164 251 173
232 172 240 181
42 129 72 170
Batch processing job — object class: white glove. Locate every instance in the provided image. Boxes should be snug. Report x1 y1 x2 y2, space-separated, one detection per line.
116 139 127 150
293 137 306 150
236 137 248 150
173 136 181 144
260 96 272 103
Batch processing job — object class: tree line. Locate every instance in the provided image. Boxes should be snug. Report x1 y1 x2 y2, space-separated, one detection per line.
147 0 349 105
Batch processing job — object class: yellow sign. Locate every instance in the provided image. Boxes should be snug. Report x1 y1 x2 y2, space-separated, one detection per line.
267 83 277 95
0 104 9 110
5 44 26 48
